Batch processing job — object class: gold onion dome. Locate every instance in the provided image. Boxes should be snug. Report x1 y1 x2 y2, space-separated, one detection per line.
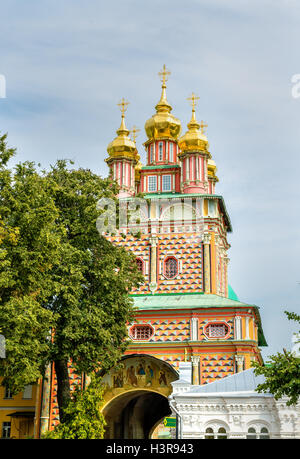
207 159 219 182
144 65 181 143
107 98 138 161
178 93 210 157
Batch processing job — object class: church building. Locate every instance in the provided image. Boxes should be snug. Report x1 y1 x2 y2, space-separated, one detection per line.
1 66 299 439
98 66 273 438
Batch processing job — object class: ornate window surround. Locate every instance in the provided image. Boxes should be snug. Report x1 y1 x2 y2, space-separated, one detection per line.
163 256 179 279
129 323 155 341
203 321 231 340
136 257 144 274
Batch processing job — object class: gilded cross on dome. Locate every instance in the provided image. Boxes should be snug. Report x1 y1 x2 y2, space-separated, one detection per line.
117 97 129 116
158 64 171 86
187 92 200 111
130 126 140 143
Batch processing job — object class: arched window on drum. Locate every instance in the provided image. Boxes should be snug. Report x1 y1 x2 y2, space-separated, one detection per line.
164 257 178 279
136 258 144 273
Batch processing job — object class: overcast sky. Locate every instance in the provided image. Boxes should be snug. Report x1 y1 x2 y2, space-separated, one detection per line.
0 0 299 359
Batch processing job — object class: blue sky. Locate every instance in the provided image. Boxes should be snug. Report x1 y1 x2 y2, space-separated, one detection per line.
0 0 300 358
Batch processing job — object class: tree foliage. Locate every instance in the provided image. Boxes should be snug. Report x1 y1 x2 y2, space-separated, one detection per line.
43 375 106 439
252 311 300 406
0 132 143 423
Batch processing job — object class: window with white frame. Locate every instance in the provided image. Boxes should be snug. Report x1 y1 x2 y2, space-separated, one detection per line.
150 144 154 163
4 387 12 399
2 422 11 439
148 175 157 192
158 142 163 161
162 175 172 192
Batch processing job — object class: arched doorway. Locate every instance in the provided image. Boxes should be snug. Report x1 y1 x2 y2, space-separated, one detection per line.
103 390 171 439
100 354 178 439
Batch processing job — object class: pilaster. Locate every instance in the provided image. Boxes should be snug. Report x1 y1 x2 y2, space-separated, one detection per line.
203 232 211 294
191 356 200 385
149 235 158 293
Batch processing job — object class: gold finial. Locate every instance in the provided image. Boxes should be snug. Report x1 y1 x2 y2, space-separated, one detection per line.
130 125 140 144
187 92 200 130
158 64 171 87
116 98 130 136
117 97 129 116
187 92 200 112
156 65 172 113
200 120 208 135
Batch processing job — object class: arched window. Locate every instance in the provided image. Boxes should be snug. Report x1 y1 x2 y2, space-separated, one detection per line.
136 258 143 273
164 257 178 279
246 426 270 439
246 427 257 439
217 427 227 439
205 427 214 439
259 427 270 439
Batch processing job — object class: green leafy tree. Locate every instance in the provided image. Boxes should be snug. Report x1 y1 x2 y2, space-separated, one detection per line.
43 375 106 439
0 133 143 424
252 311 300 406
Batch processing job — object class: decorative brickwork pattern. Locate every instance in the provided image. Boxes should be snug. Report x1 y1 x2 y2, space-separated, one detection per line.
201 354 235 384
108 233 203 295
133 318 190 342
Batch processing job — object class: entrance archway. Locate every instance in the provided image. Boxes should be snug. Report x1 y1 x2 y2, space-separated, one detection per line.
100 354 178 439
103 390 171 439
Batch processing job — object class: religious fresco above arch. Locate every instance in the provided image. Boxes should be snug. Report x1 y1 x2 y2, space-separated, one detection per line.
101 354 179 408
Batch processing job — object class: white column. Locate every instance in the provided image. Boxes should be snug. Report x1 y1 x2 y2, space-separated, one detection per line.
200 157 203 181
235 316 242 340
180 160 183 188
236 355 245 373
186 157 189 181
122 162 125 186
203 232 211 294
190 317 199 341
245 316 250 339
191 356 200 385
191 156 194 181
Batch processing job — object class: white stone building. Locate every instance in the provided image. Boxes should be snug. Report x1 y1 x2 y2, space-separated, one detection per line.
169 366 300 439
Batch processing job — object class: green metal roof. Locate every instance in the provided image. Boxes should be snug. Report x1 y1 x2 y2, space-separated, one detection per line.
130 293 267 347
131 293 253 310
